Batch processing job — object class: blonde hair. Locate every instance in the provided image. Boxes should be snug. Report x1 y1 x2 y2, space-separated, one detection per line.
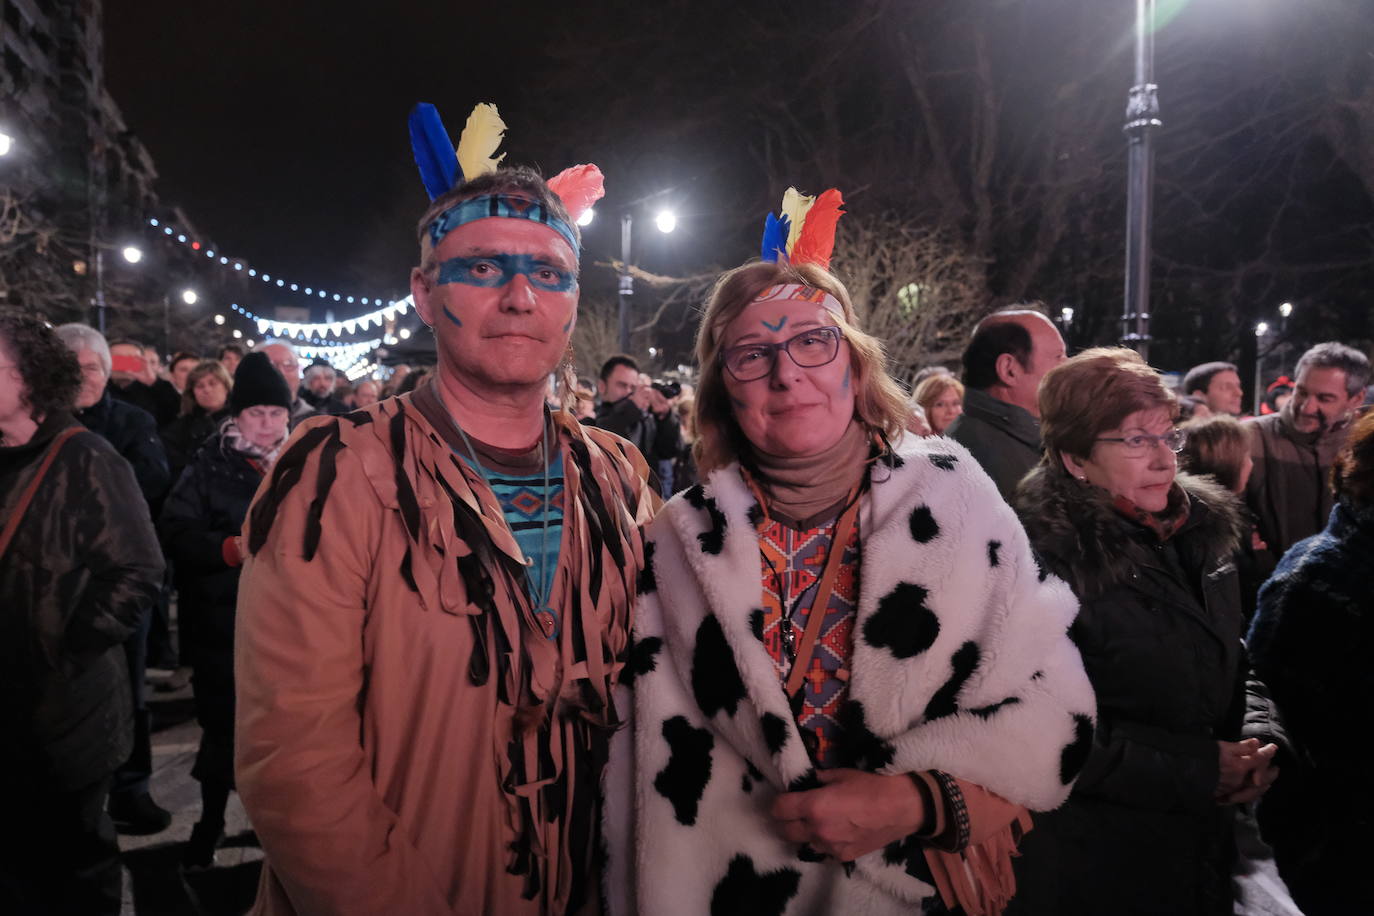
180 359 233 416
1038 347 1177 469
693 260 909 474
914 374 964 419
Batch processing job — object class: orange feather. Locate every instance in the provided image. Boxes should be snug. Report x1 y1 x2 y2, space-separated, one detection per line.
788 189 845 268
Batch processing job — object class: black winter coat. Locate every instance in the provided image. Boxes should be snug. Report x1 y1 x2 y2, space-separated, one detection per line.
161 406 228 486
0 412 164 789
158 428 264 663
1009 468 1287 916
77 387 171 506
1247 500 1374 912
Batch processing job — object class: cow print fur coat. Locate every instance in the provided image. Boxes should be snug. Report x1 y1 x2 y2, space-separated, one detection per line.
602 433 1096 915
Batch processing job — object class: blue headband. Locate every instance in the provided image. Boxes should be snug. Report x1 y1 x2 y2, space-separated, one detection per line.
427 194 580 255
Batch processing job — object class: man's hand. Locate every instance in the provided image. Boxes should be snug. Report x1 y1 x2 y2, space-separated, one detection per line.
645 387 672 418
630 383 654 412
1216 738 1278 801
770 769 927 862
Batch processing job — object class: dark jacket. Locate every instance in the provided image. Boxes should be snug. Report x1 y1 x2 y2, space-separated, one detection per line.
1009 468 1286 916
0 412 164 788
160 406 229 487
1247 500 1374 910
945 386 1042 500
158 427 264 663
299 386 349 416
77 387 171 506
1243 403 1350 558
594 396 681 464
112 377 181 428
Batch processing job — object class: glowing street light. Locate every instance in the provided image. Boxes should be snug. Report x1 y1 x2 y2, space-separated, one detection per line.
181 289 198 305
399 328 411 339
0 131 13 157
213 314 226 325
1278 301 1293 318
577 207 595 227
654 210 677 234
1255 321 1269 338
121 245 144 264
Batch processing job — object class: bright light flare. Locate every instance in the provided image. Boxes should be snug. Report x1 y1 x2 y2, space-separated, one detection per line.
121 246 144 264
577 207 595 227
0 132 13 156
181 289 198 305
654 210 677 234
1278 302 1293 318
213 314 226 325
1255 321 1270 337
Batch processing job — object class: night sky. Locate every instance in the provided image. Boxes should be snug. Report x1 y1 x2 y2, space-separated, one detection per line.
105 0 1373 369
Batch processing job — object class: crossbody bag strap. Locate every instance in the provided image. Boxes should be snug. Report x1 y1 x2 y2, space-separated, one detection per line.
784 486 861 698
0 426 81 562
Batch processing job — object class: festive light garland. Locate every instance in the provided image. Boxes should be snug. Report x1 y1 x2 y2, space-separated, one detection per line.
294 339 384 362
228 299 414 341
146 217 405 313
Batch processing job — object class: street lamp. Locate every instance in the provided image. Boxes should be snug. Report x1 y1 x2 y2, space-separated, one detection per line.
1122 0 1161 361
0 131 13 157
121 245 143 264
1253 321 1270 414
618 204 680 352
181 289 198 305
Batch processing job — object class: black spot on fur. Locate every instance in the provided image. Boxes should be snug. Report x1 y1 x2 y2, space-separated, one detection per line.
620 636 663 688
883 834 937 884
684 484 728 555
1060 714 1094 784
653 716 714 825
692 615 747 718
863 583 940 659
749 609 765 642
741 759 764 794
1031 549 1050 582
636 540 657 595
834 700 896 771
928 453 958 471
797 844 826 863
877 450 905 470
761 713 789 755
1030 669 1045 681
968 696 1021 720
788 770 822 793
909 505 940 543
710 854 801 916
747 502 765 527
923 641 981 721
987 539 1002 567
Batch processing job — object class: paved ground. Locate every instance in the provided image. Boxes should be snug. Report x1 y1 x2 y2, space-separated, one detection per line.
118 671 260 916
119 669 1305 915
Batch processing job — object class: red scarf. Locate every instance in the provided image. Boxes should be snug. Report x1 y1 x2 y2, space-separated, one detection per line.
1111 482 1191 542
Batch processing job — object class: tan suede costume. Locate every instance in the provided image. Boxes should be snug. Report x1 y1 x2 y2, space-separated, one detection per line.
235 384 655 915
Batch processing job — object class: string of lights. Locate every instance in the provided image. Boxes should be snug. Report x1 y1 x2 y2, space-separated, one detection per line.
227 299 413 341
145 217 405 312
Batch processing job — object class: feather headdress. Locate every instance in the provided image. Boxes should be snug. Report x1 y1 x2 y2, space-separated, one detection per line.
759 187 845 269
407 101 603 225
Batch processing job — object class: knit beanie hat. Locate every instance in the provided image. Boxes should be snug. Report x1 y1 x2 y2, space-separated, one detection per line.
230 351 294 414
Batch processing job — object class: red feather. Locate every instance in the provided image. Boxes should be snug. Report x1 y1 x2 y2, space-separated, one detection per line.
789 189 845 268
548 164 606 224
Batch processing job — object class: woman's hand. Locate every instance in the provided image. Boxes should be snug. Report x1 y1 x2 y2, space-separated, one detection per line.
770 769 927 862
1215 739 1279 803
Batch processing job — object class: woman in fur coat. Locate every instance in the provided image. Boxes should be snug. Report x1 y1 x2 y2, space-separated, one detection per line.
1009 347 1287 916
603 261 1096 916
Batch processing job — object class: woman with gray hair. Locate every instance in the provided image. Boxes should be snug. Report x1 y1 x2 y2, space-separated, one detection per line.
603 260 1094 916
0 310 163 914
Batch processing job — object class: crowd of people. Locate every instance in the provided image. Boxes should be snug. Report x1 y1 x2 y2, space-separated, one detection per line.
2 151 1372 916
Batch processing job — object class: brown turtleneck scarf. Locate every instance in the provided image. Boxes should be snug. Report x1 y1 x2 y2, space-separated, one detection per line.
744 419 872 529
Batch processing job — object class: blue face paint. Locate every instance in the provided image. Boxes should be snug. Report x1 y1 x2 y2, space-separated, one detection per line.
761 315 788 333
442 304 462 327
730 396 747 408
427 195 581 255
563 318 573 332
842 366 851 389
436 254 578 293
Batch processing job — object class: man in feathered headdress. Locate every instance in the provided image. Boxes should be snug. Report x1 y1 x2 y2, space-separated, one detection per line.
233 104 656 915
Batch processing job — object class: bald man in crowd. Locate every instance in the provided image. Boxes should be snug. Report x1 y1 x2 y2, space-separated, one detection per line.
945 306 1067 500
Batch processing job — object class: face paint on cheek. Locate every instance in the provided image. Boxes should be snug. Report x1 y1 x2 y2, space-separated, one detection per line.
442 304 462 327
563 318 573 333
436 254 577 292
730 396 747 409
842 366 851 389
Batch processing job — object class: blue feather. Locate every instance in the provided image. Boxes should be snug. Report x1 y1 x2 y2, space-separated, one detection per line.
760 212 790 262
409 103 461 200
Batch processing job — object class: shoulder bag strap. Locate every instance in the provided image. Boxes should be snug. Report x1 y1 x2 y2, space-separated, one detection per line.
0 426 82 562
784 486 861 698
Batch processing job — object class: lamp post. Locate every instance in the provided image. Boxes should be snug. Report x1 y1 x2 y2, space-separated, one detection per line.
1122 0 1161 362
616 207 677 353
1253 321 1270 415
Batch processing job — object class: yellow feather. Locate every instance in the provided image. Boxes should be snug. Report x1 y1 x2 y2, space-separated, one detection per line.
456 103 507 180
780 187 815 255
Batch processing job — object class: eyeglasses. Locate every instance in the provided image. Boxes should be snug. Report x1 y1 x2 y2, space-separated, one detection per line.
722 326 843 382
1095 428 1188 455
